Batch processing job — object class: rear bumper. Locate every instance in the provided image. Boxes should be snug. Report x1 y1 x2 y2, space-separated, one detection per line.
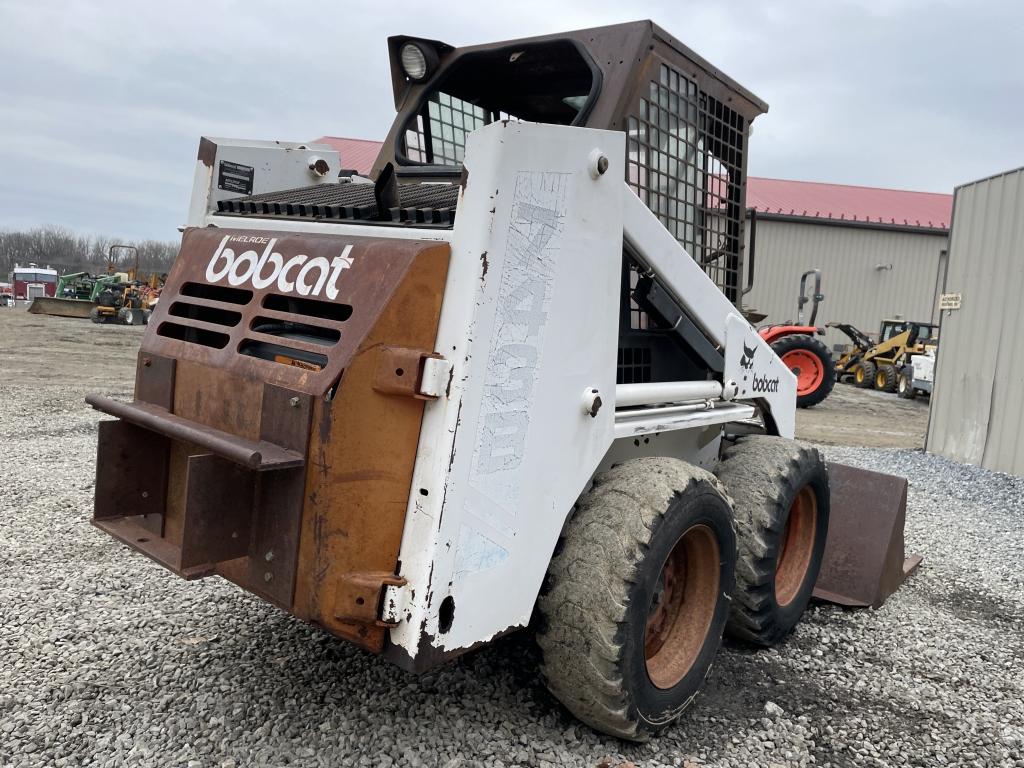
88 386 311 605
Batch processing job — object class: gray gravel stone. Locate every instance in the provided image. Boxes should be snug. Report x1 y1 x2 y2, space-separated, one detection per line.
1 315 1022 767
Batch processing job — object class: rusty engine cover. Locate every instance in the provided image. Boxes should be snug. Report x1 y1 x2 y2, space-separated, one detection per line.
89 227 449 652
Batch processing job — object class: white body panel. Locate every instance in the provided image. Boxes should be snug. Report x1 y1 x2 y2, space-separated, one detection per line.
386 122 624 656
911 349 935 393
912 350 935 384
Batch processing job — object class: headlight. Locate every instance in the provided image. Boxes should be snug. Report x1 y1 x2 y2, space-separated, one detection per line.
400 42 435 82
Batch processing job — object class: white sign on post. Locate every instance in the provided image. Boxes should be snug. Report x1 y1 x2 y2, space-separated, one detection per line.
939 292 962 311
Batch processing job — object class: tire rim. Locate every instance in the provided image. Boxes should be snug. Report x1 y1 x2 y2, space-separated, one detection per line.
775 486 817 607
855 367 865 384
644 524 720 689
781 349 824 396
875 370 887 389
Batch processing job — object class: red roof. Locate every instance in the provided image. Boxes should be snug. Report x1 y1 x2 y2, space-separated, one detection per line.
312 136 382 175
309 136 952 230
747 177 952 231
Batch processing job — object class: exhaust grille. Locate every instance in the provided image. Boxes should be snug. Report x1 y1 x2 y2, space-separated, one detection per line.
216 182 459 226
158 281 352 371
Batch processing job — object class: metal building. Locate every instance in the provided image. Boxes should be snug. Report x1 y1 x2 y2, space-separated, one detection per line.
926 166 1024 475
743 178 952 350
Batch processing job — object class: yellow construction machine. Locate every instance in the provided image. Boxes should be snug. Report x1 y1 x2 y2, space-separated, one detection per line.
832 319 939 391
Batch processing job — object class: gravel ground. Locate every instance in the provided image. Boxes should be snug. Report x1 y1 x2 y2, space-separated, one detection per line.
1 310 1023 768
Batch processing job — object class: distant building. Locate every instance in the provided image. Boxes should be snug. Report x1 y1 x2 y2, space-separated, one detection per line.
926 166 1024 476
744 178 953 349
11 263 58 301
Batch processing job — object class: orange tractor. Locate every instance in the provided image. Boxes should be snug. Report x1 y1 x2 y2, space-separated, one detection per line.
757 269 836 408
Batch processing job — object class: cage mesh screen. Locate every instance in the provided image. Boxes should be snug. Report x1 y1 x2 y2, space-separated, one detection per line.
627 62 746 307
404 92 489 165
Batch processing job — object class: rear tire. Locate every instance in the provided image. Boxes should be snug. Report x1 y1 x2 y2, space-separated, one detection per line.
874 364 897 392
770 334 836 408
715 436 830 647
897 367 916 399
854 360 876 388
537 458 737 740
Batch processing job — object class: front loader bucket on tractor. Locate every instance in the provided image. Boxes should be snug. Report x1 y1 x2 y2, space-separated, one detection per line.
814 463 922 607
28 296 96 319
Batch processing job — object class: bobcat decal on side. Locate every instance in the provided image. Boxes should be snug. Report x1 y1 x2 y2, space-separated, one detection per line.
739 341 757 370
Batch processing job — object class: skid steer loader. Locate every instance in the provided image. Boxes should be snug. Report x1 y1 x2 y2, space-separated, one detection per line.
833 319 938 392
86 21 918 740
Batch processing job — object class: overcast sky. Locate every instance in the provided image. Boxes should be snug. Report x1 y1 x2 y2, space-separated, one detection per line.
1 0 1020 242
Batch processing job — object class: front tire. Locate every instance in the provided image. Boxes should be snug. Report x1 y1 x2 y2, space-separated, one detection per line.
715 436 830 647
897 367 916 399
770 334 836 408
874 364 897 392
854 360 876 388
537 458 737 740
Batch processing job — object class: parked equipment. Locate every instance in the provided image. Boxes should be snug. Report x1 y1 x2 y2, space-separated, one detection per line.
28 273 121 318
90 280 162 325
757 269 836 408
84 22 919 740
833 319 938 392
898 347 935 399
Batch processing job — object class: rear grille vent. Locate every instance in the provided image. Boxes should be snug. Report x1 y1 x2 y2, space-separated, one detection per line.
160 283 352 370
216 182 459 227
250 317 340 346
180 282 252 305
262 294 353 322
157 322 230 349
239 340 328 371
168 301 242 327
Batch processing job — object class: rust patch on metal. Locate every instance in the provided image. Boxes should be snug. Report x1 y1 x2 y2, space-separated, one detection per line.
134 354 176 409
142 228 441 398
383 621 525 673
371 346 436 399
813 463 921 608
93 421 169 535
179 454 254 569
293 243 450 652
197 137 217 168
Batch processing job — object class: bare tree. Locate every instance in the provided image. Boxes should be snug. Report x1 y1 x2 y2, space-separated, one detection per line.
0 226 180 281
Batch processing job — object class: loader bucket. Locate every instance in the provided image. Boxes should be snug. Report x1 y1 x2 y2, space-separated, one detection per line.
813 463 922 608
28 296 96 318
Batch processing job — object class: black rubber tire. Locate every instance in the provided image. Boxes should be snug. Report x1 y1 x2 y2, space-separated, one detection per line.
715 436 830 647
769 334 836 409
89 307 102 324
537 458 737 741
874 364 897 392
897 367 916 399
854 360 876 388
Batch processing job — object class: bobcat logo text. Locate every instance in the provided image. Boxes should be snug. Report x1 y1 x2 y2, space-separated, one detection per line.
205 235 354 299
